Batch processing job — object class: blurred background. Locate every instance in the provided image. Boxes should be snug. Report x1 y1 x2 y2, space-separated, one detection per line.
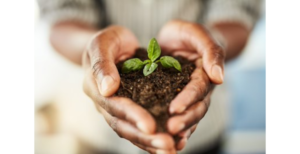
35 0 265 154
223 11 265 154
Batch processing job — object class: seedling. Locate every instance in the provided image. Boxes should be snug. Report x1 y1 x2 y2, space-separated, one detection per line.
122 38 181 76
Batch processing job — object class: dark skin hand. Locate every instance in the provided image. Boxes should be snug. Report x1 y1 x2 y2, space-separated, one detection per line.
157 20 250 150
50 20 250 153
82 26 177 154
51 23 177 153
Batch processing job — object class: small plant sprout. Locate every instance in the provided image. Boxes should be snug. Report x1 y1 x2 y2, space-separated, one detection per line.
122 38 182 76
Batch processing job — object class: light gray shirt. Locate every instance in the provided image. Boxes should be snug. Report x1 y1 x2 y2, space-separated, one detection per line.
38 0 261 46
37 0 261 153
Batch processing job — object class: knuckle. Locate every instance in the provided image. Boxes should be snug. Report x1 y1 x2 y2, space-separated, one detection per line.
100 97 110 112
111 98 125 117
204 99 210 111
110 117 122 138
190 80 209 100
94 96 110 114
91 58 107 77
209 45 226 62
189 84 200 94
134 133 144 145
98 27 122 47
184 87 212 126
94 102 105 114
203 97 211 111
191 83 201 92
194 100 210 121
191 106 204 125
186 112 197 129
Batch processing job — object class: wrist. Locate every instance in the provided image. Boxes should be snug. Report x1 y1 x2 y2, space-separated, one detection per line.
205 26 228 52
208 22 250 61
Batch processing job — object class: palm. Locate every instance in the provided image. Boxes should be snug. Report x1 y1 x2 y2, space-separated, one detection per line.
156 20 224 150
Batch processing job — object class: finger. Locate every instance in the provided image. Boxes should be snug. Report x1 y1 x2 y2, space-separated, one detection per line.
176 124 197 151
172 50 200 61
133 142 177 154
83 70 156 134
190 124 198 134
88 26 138 96
202 44 225 84
181 23 225 84
159 20 225 84
169 65 211 115
103 97 157 134
178 124 198 138
176 137 187 151
99 107 175 150
132 142 157 154
167 94 211 135
178 127 192 138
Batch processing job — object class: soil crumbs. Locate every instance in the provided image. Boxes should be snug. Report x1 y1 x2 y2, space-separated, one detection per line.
115 48 195 132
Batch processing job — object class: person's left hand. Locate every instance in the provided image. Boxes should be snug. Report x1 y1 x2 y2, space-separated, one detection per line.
157 20 225 151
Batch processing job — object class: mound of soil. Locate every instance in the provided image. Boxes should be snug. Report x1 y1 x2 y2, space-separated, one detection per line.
115 48 195 132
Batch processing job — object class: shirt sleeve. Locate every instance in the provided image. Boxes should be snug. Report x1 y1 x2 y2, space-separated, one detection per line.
203 0 262 29
37 0 103 27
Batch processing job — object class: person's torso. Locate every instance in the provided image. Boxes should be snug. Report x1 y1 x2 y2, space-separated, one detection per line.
102 0 203 46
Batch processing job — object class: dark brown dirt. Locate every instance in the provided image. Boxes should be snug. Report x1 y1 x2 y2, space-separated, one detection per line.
115 48 195 133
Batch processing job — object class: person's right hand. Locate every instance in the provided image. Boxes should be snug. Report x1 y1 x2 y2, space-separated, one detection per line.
82 26 176 154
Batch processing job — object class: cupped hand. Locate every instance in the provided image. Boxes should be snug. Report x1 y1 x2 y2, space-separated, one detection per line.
157 20 225 150
82 26 176 154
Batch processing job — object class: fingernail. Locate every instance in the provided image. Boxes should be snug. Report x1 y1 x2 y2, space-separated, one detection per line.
151 139 165 149
156 149 167 154
137 122 149 134
212 65 223 83
100 76 114 95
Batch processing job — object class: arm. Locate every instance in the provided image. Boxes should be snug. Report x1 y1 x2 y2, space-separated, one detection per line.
204 0 261 61
50 23 177 153
49 21 97 65
37 0 102 65
210 22 250 62
157 20 251 151
159 1 261 150
49 21 250 65
40 0 177 153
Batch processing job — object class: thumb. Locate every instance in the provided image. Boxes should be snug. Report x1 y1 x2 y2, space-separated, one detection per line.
202 45 225 84
93 59 120 97
88 29 121 97
89 26 139 96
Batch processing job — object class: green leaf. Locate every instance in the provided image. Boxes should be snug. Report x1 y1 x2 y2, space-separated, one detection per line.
147 38 161 62
122 58 144 73
160 56 182 72
143 62 158 76
143 60 151 65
